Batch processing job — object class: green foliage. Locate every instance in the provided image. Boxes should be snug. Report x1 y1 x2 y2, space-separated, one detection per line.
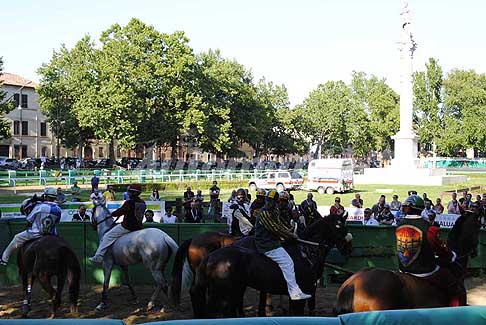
0 57 14 139
111 179 248 193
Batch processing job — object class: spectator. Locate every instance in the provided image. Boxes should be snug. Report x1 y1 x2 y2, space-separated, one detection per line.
300 192 318 221
427 210 440 227
245 189 252 203
407 190 418 196
476 194 482 204
162 205 177 224
433 198 444 214
422 192 432 205
56 187 66 204
185 200 203 223
70 181 82 202
122 186 130 201
91 174 100 192
90 188 105 215
228 190 237 203
72 204 90 222
194 189 204 214
103 185 116 202
448 199 461 214
462 193 473 209
208 180 221 220
420 200 434 219
458 190 468 205
377 204 394 225
390 195 401 211
371 195 386 218
351 193 363 208
144 210 155 223
330 197 345 216
363 208 379 226
150 189 160 201
183 187 195 214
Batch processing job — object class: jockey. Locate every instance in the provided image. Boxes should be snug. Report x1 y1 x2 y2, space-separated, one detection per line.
89 184 146 264
396 194 466 306
250 188 266 222
229 188 253 237
0 188 62 266
255 189 311 301
278 191 292 226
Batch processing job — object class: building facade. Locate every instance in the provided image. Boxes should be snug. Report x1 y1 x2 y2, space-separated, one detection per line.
0 73 54 159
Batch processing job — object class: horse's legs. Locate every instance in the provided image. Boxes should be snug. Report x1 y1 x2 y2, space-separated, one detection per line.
258 291 267 316
21 272 34 318
147 269 168 311
307 293 316 316
96 259 113 312
264 293 273 315
54 270 66 316
235 287 246 317
37 273 57 318
289 299 306 316
120 265 138 304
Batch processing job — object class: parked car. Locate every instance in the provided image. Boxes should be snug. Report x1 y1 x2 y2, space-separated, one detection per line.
94 159 112 169
248 170 304 192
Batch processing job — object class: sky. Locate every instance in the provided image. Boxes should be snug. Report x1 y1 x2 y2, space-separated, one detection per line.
1 0 486 107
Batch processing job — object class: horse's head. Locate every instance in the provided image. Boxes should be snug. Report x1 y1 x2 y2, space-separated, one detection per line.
448 207 482 259
91 204 114 238
302 213 353 257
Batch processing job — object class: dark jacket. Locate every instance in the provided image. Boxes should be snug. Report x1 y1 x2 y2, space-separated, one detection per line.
185 208 203 223
112 197 146 231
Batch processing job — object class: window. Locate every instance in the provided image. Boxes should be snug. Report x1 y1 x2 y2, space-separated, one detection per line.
40 122 47 136
13 121 20 135
21 121 28 135
13 94 19 108
14 145 27 159
41 146 48 157
0 145 9 157
278 172 288 178
98 147 104 158
21 94 28 108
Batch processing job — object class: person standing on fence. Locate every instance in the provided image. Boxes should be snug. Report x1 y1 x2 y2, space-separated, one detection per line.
208 180 221 221
183 187 195 215
91 174 100 192
89 184 146 264
1 188 61 266
103 185 116 202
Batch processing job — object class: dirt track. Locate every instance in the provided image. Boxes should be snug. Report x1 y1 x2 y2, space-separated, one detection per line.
1 278 485 324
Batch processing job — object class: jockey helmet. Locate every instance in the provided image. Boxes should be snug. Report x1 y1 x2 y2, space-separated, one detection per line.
402 194 425 214
20 197 37 216
266 189 279 202
279 191 290 201
256 188 266 197
236 188 246 201
44 187 57 199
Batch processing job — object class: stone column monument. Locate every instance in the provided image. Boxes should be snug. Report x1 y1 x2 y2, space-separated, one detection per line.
391 1 419 168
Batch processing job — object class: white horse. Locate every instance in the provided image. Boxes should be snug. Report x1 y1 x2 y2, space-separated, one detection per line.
91 202 178 312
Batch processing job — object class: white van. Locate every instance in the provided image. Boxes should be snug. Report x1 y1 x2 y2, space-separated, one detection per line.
306 159 354 194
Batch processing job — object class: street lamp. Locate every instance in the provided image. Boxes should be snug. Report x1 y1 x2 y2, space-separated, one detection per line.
18 88 23 160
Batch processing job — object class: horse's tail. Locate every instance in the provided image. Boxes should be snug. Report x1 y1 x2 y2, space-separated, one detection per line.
62 246 81 312
333 282 355 315
192 257 209 318
169 238 192 306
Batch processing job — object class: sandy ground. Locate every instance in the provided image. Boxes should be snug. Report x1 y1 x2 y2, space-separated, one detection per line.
0 278 485 324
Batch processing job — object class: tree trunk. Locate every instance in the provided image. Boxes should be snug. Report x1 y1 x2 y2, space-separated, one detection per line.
109 139 115 168
170 137 178 160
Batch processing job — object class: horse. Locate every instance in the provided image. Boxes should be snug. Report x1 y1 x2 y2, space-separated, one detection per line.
169 231 238 306
91 202 179 312
191 214 353 318
17 235 81 318
334 210 482 314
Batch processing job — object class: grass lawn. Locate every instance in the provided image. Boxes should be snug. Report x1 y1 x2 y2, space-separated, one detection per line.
0 173 484 208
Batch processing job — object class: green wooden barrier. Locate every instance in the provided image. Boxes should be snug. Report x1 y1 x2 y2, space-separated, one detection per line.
2 222 486 285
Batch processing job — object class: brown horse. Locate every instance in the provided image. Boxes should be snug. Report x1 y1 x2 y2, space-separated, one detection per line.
17 235 81 318
334 211 481 314
169 231 238 306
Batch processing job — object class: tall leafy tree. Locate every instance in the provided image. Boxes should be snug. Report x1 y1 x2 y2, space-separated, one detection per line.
413 58 444 152
442 69 486 155
0 57 14 139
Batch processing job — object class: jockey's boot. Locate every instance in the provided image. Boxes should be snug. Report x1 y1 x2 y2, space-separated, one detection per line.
290 292 312 300
0 259 7 266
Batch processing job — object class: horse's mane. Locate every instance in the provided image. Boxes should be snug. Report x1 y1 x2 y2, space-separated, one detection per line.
447 211 480 254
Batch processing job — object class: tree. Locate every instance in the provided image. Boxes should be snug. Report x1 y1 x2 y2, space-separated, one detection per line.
442 69 486 156
0 57 14 139
413 58 443 152
37 38 95 158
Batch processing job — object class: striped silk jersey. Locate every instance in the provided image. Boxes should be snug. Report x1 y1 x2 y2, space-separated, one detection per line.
255 207 293 253
26 202 62 235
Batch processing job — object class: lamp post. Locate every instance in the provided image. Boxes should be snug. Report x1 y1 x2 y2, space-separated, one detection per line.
18 88 23 160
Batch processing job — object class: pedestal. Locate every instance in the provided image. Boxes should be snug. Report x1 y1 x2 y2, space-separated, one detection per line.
392 130 419 168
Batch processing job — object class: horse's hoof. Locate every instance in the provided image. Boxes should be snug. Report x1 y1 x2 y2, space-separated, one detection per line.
48 313 56 319
95 302 107 312
160 306 167 313
21 304 30 318
147 301 155 311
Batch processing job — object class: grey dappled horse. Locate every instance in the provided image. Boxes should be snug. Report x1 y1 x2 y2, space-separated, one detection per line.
91 202 179 312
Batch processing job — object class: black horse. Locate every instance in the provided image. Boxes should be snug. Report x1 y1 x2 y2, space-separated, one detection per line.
334 210 481 314
17 235 81 318
191 214 352 318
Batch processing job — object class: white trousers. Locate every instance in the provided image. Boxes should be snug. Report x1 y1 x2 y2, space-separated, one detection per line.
2 231 41 262
265 247 305 298
93 224 130 258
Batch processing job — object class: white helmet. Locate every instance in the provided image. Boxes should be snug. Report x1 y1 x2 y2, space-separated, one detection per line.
44 187 57 199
